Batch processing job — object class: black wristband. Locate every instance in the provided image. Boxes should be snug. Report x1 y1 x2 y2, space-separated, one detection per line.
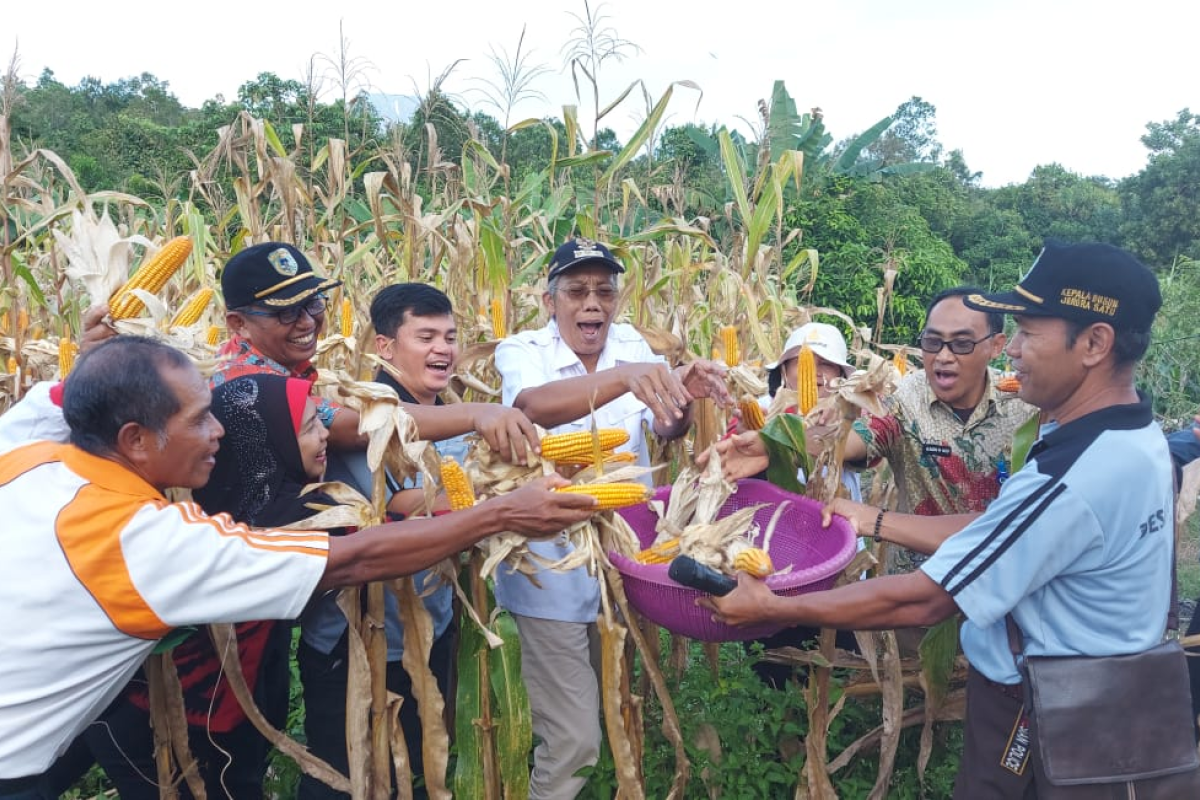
873 508 887 543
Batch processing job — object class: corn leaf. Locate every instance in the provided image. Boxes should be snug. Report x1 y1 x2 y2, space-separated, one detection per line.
489 611 532 798
759 414 813 495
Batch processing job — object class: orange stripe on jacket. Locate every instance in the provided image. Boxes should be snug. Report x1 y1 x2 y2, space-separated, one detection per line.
56 483 169 639
0 441 64 486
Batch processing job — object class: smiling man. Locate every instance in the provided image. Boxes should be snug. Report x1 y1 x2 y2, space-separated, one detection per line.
713 286 1037 579
492 238 731 799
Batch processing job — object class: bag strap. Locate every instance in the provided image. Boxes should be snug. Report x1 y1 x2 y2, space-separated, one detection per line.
1007 537 1180 663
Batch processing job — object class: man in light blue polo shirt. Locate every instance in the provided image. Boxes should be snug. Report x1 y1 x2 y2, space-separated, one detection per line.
702 241 1179 797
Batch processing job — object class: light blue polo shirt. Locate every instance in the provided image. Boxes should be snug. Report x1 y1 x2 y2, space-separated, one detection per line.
921 397 1174 684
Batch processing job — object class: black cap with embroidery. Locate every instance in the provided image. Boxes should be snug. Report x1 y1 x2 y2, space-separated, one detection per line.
221 242 342 309
963 241 1160 332
546 238 626 282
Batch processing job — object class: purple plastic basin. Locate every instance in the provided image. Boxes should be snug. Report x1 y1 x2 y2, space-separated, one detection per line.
610 479 857 641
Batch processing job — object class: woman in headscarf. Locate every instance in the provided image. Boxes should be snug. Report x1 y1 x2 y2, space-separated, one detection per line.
84 373 330 798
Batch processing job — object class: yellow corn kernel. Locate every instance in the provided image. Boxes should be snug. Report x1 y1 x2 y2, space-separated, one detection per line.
797 345 818 415
720 325 740 367
439 458 476 510
996 375 1021 393
540 429 630 463
554 449 638 467
58 336 79 378
490 298 506 340
6 356 16 374
633 536 681 564
16 309 28 334
555 482 652 510
739 397 766 431
169 287 214 328
206 325 221 346
892 350 908 377
109 236 193 320
340 297 353 338
733 547 774 578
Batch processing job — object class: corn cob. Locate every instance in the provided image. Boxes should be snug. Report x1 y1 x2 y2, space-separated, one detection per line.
206 325 221 346
339 297 353 338
554 450 638 467
739 396 766 431
58 336 78 378
540 429 630 463
439 458 476 510
633 536 681 565
169 287 214 328
5 356 16 374
996 375 1021 393
490 298 506 340
16 309 28 334
732 547 774 578
892 350 908 377
797 345 819 414
720 325 740 367
109 236 193 320
555 482 652 510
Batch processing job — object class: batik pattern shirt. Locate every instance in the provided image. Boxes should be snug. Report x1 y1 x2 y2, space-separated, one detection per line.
853 371 1036 573
212 335 340 428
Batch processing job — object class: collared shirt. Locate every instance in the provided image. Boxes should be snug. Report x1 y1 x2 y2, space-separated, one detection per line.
212 335 341 428
492 320 661 623
0 441 328 776
853 371 1036 573
300 370 457 660
921 397 1173 684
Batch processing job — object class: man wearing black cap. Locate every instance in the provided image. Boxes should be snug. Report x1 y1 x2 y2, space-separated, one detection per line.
492 238 731 799
702 241 1189 796
216 241 546 460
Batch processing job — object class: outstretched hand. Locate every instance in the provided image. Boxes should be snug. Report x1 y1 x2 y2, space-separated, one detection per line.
695 572 777 628
469 404 542 464
497 474 598 537
697 429 769 481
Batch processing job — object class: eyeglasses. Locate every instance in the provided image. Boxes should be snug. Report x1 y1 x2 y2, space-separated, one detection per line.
916 332 995 355
238 294 328 325
557 285 618 302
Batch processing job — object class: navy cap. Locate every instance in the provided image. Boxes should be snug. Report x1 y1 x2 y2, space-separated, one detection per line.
221 242 342 309
546 238 625 282
963 241 1160 332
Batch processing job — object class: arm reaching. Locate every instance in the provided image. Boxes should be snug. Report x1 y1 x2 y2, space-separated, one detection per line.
318 475 596 590
821 498 978 556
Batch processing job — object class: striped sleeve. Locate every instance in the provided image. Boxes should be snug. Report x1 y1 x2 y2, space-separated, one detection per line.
919 466 1101 629
117 501 329 634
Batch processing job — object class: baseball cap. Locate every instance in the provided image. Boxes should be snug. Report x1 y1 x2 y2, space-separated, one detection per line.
221 242 342 309
546 238 626 282
963 241 1160 332
766 322 853 377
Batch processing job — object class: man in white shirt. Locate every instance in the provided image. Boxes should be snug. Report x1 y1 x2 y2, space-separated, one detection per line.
493 238 730 799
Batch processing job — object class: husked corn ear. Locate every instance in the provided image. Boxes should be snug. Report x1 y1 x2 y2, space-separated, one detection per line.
797 345 819 415
490 298 506 340
739 396 766 431
893 350 908 377
720 325 740 367
340 298 353 338
554 449 638 467
733 547 774 578
439 458 476 510
996 375 1021 393
633 536 681 564
5 356 16 374
540 429 630 462
110 236 193 320
169 287 214 328
555 482 652 510
59 336 78 378
206 325 221 346
16 309 28 333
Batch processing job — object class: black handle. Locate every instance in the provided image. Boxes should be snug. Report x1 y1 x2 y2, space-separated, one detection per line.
668 555 738 596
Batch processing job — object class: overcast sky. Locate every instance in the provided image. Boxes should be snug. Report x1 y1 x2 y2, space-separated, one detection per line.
7 0 1198 187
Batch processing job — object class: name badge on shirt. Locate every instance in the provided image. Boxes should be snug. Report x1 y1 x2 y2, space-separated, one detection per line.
922 442 952 458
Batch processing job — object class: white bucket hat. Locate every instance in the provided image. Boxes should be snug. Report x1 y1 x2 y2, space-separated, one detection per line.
765 322 853 377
